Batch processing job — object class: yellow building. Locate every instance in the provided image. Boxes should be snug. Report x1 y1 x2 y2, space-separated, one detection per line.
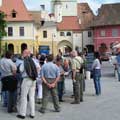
0 0 35 54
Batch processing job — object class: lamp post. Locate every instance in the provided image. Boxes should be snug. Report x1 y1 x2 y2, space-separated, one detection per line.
52 33 56 55
35 35 39 54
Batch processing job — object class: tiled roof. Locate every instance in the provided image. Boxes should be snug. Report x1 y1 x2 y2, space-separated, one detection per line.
77 3 94 29
92 3 120 27
0 0 32 22
57 16 80 31
41 21 57 28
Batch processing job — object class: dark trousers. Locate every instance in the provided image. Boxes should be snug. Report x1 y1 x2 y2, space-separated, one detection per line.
8 90 17 112
57 81 64 100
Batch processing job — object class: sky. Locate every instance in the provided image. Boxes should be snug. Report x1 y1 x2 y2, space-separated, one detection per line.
24 0 120 14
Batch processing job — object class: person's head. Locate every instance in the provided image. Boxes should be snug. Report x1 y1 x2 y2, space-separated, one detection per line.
70 50 77 58
5 51 13 59
56 57 62 66
22 49 31 58
94 52 100 59
46 54 54 62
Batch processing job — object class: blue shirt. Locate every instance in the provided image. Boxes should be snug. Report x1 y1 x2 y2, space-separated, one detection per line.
41 62 60 79
116 54 120 64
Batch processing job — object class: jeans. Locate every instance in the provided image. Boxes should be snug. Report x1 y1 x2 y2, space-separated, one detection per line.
93 69 101 95
57 81 64 100
2 91 8 107
117 67 120 81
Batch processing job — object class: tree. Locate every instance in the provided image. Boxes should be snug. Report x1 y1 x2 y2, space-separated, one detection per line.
0 11 7 55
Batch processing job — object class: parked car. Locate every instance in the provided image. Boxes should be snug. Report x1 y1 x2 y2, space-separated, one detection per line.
100 52 111 61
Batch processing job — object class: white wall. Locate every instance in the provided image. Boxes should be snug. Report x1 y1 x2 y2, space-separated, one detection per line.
83 30 93 47
61 1 77 16
54 4 62 22
73 33 82 51
0 0 2 7
57 31 73 42
4 22 34 40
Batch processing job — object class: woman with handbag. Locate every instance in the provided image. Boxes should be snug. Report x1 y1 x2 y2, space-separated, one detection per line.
0 51 17 113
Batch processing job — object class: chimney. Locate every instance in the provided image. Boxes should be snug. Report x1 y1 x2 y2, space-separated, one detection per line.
0 0 2 7
40 5 45 11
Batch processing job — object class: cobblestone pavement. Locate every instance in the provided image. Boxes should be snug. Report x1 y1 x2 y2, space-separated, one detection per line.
0 61 120 120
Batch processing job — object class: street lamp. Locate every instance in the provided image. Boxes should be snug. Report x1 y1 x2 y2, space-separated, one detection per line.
35 35 39 54
52 33 56 55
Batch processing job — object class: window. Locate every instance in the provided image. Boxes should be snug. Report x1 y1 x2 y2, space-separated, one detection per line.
60 32 64 36
112 29 118 37
19 27 24 36
66 4 68 9
88 31 92 37
43 31 47 38
100 30 106 37
8 27 13 36
67 32 71 36
12 9 17 18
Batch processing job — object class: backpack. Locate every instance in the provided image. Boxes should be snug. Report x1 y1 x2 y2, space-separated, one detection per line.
24 57 38 81
74 58 84 74
16 63 21 73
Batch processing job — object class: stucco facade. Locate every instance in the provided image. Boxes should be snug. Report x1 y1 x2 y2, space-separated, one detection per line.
1 22 34 54
94 26 120 51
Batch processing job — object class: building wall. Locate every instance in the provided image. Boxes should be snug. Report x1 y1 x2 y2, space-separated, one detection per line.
4 22 34 40
1 22 34 54
61 1 77 16
35 26 74 55
83 30 93 47
94 25 120 51
73 33 82 51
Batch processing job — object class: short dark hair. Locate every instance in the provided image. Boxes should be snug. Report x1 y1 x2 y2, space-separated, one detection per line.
94 52 100 59
47 54 53 62
5 51 13 59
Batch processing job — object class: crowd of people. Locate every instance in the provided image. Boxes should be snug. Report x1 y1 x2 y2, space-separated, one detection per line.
0 49 102 119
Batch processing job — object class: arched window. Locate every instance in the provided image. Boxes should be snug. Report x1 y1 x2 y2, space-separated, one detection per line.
67 32 71 36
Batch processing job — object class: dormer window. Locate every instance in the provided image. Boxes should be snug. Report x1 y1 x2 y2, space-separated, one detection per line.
11 9 17 18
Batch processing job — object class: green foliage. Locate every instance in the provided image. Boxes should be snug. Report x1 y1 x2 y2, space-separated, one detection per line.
0 11 7 55
0 11 7 39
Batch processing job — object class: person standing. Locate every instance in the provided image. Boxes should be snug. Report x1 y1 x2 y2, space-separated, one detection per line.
17 49 38 119
39 54 60 113
0 51 17 113
116 49 120 81
70 50 83 104
56 57 65 102
92 52 101 95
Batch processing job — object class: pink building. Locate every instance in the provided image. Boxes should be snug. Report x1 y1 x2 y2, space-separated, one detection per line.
92 3 120 52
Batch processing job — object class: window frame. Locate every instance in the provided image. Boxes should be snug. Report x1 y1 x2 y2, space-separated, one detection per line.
100 30 106 37
60 32 65 36
66 32 71 36
8 27 13 36
19 27 24 36
43 30 47 38
112 29 118 37
88 31 92 37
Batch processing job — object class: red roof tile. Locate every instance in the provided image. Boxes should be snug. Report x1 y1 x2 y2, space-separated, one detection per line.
0 0 32 22
57 16 80 31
